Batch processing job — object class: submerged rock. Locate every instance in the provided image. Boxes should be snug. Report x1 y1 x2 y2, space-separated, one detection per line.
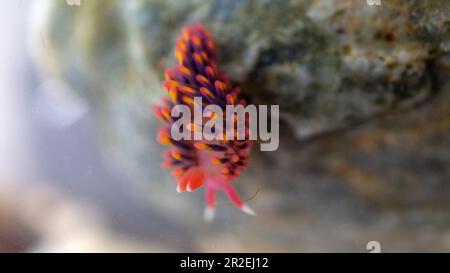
32 0 450 251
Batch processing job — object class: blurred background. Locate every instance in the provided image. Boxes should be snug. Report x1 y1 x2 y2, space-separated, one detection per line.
1 0 450 252
0 0 180 252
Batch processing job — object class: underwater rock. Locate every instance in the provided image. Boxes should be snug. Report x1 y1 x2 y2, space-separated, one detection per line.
32 0 450 251
33 0 449 136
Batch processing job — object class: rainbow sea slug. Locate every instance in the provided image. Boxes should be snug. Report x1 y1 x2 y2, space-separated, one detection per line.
153 24 255 220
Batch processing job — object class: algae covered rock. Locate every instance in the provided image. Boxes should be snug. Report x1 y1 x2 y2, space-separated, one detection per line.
34 0 448 136
32 0 450 251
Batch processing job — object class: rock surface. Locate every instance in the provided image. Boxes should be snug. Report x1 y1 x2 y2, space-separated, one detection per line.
32 0 450 251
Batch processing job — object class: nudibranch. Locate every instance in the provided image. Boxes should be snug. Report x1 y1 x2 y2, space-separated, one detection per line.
153 24 254 220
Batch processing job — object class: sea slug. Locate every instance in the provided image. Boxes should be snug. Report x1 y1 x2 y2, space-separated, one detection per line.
153 24 254 220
